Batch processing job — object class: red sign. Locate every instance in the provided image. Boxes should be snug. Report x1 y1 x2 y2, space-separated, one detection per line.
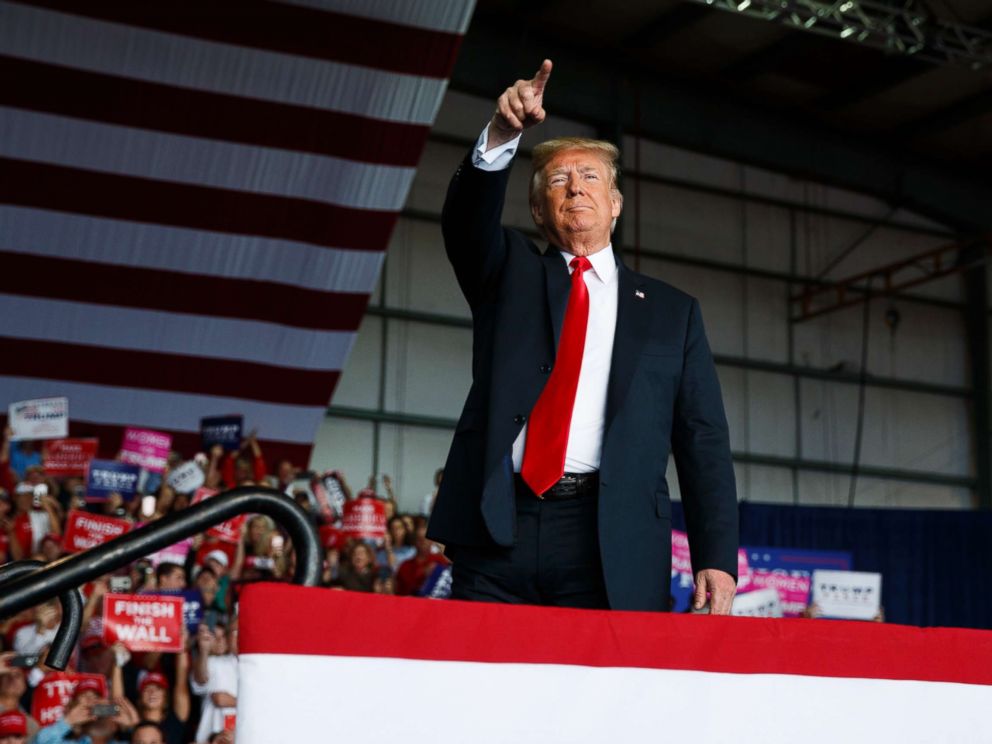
192 487 246 544
319 525 344 550
342 497 386 541
31 673 107 726
102 593 184 652
43 438 98 478
62 510 132 553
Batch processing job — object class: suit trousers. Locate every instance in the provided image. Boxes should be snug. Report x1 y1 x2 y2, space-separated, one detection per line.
449 480 609 609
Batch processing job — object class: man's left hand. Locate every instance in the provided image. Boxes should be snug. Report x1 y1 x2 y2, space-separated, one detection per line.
692 569 736 615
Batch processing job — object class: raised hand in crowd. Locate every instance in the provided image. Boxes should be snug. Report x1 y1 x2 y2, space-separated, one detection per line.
111 695 140 729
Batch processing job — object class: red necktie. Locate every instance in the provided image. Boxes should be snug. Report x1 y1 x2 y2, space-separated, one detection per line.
521 255 592 496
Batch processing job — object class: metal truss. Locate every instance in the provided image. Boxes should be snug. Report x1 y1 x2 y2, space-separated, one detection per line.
689 0 992 70
791 237 989 321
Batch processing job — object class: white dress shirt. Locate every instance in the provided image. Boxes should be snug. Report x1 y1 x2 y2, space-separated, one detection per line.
472 126 619 473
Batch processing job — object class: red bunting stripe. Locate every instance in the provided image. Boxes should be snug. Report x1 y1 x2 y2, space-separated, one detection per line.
240 584 992 687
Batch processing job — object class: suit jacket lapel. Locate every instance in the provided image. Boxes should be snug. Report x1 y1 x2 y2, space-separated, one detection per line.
605 262 650 435
542 246 570 351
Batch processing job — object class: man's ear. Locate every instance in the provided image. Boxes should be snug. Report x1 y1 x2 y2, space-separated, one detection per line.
611 190 623 219
530 200 544 227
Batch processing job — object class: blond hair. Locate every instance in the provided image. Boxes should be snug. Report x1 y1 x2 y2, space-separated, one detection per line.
529 137 622 206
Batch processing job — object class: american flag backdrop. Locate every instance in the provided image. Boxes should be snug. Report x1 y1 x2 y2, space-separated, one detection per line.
0 0 476 464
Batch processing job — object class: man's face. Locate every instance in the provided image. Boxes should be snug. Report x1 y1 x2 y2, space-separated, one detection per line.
0 735 25 744
531 148 621 254
159 568 186 591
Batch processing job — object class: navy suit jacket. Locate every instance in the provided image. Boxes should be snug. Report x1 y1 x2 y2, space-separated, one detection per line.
426 153 739 611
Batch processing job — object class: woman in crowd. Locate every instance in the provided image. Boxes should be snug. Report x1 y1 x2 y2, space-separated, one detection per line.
376 516 416 571
338 541 377 592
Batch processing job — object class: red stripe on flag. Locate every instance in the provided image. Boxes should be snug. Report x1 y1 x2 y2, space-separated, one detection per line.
0 416 313 467
0 252 370 332
0 159 397 252
0 337 339 406
0 56 431 167
239 584 992 686
17 0 464 79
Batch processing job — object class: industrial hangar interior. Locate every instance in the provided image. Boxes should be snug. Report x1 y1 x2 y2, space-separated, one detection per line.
316 0 992 514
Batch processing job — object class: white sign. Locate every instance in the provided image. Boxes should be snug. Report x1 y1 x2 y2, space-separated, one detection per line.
167 461 205 494
8 397 68 440
732 588 783 618
812 570 882 621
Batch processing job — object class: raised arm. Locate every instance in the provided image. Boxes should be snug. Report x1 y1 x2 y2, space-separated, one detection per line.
442 60 553 308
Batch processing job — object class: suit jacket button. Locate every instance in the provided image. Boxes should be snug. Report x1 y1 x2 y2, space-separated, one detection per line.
539 363 551 373
513 414 526 425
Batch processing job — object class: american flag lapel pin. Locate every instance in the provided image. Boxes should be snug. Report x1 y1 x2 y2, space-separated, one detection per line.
635 289 645 299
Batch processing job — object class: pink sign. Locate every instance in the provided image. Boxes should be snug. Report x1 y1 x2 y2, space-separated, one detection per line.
120 427 172 473
749 571 812 617
672 530 692 577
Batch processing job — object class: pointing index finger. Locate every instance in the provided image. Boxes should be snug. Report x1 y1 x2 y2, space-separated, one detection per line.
532 59 553 94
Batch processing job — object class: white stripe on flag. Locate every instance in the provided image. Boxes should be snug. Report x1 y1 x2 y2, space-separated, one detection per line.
1 3 448 124
0 108 416 210
0 295 356 371
0 376 326 444
273 0 476 34
0 206 384 294
238 653 992 744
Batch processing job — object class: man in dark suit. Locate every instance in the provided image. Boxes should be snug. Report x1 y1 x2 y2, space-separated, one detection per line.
426 60 738 613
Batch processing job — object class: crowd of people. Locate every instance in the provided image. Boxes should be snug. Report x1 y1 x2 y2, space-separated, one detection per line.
0 425 450 743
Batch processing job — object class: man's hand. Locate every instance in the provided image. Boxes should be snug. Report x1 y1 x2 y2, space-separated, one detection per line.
692 568 736 615
488 59 553 150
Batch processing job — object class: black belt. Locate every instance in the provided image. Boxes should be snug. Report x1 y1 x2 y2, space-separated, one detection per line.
514 472 599 500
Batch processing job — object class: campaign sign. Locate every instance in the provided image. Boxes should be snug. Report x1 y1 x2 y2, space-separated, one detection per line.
192 488 246 543
62 510 131 553
86 459 141 501
167 460 205 494
43 438 98 478
153 589 205 634
201 415 243 452
31 672 107 726
319 524 344 551
146 536 194 568
812 569 882 621
103 593 184 652
8 396 68 441
342 497 387 541
732 587 783 618
746 546 852 617
748 571 811 617
120 427 172 473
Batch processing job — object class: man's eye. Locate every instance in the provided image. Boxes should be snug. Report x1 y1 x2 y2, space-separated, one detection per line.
549 177 566 186
585 173 599 180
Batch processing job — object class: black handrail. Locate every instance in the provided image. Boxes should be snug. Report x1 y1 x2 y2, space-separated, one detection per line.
0 487 321 652
0 560 82 670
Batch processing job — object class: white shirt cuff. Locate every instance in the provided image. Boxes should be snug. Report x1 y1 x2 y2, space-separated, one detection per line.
472 125 521 171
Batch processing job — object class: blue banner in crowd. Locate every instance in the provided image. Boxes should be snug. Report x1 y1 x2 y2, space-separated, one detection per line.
86 459 141 501
745 546 852 577
150 589 205 633
200 416 243 452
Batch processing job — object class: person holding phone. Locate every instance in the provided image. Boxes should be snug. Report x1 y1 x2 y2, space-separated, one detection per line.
34 684 139 744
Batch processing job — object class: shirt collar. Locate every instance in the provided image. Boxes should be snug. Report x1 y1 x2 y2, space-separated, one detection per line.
559 245 617 284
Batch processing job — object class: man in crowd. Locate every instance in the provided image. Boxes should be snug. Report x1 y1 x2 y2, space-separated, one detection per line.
428 59 739 613
190 620 237 743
